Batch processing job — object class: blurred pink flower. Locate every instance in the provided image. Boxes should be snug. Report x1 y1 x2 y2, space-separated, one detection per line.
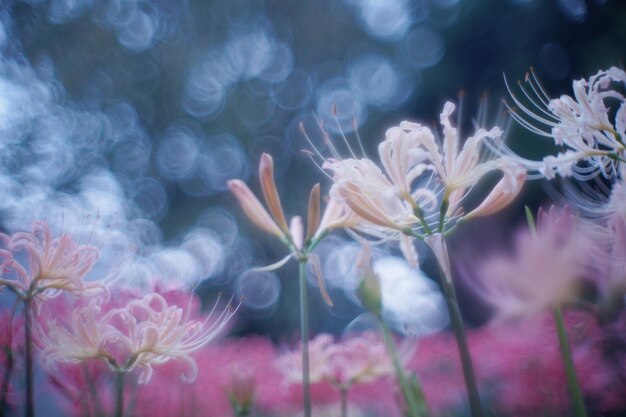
132 336 285 417
37 291 235 384
594 179 626 309
277 332 403 415
406 310 626 415
0 309 25 411
473 206 596 319
47 361 113 417
0 221 102 301
277 332 396 389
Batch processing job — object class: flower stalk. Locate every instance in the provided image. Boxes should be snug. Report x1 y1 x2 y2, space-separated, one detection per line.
381 323 428 417
553 305 587 417
0 301 20 417
0 344 13 417
524 206 587 416
339 386 348 417
426 235 483 417
114 370 126 417
230 153 357 417
24 297 34 417
298 258 312 417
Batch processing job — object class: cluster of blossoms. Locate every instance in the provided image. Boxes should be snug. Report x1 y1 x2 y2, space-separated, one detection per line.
27 312 626 417
3 65 626 417
473 206 598 319
0 221 236 417
277 332 398 392
37 291 235 384
504 67 626 180
322 102 526 274
0 221 102 301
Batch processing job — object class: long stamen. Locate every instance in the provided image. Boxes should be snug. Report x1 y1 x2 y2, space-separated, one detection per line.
302 150 335 182
459 89 466 133
317 118 343 160
477 92 487 129
529 67 553 103
352 117 367 158
300 123 327 162
332 104 357 159
503 75 556 134
518 78 559 121
525 71 552 110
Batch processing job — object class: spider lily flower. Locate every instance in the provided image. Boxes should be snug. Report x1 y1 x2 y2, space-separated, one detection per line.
325 101 525 239
37 296 118 367
228 178 285 239
503 67 626 180
229 153 355 253
325 157 421 233
230 152 359 305
37 292 235 384
473 207 595 319
0 221 102 301
277 332 397 390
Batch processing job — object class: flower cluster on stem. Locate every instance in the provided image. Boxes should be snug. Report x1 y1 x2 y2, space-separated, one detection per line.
229 152 358 417
503 67 626 180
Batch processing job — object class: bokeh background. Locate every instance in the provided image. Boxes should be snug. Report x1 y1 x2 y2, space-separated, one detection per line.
0 0 624 340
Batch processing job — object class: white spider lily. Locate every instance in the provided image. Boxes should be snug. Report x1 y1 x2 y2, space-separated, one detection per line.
325 157 421 232
325 101 525 238
504 67 626 180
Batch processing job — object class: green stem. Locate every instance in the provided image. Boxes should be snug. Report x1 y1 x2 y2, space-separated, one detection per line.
413 206 433 235
439 272 483 417
427 235 483 417
438 199 449 233
0 346 13 417
298 259 312 417
82 364 105 417
552 305 587 417
114 371 125 417
0 299 19 417
24 298 34 417
340 387 348 417
381 323 425 417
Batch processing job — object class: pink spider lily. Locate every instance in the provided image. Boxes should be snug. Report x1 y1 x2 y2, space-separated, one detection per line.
0 221 101 301
277 332 398 390
473 206 596 319
37 292 236 384
503 67 626 180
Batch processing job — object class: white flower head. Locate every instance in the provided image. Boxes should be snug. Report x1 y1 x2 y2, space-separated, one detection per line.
323 101 525 243
504 67 626 181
